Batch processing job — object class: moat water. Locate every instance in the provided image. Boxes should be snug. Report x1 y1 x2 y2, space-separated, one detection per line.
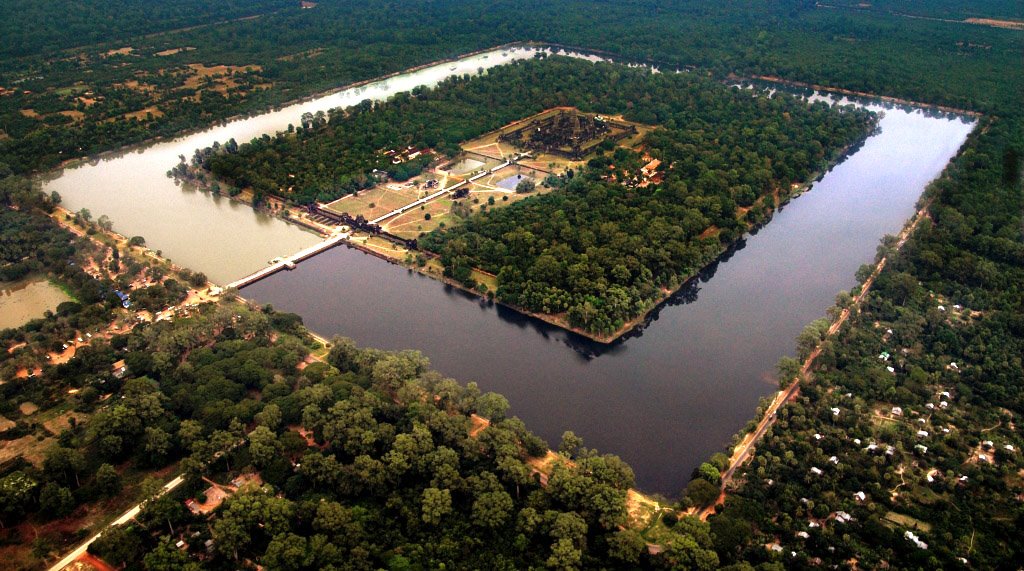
242 96 973 493
40 46 976 493
40 48 538 284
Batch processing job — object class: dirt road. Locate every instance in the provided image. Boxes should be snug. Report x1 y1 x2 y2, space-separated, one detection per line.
47 476 184 571
701 202 932 519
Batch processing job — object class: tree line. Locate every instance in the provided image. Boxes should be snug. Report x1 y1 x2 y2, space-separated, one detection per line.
2 295 721 569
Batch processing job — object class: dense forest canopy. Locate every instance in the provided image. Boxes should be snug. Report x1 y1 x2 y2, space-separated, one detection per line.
203 57 873 203
417 63 874 335
0 0 1020 568
819 0 1024 20
2 279 720 569
0 0 293 58
0 0 1018 175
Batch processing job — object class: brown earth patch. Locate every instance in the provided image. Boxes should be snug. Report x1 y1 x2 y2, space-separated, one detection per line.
15 366 42 379
60 110 86 122
468 414 490 438
189 484 229 514
964 17 1024 30
116 79 156 93
65 552 118 571
0 433 53 465
184 63 261 85
122 106 164 121
698 225 720 239
155 47 195 57
103 47 134 57
18 402 38 416
526 450 564 474
47 344 77 365
178 63 262 96
626 489 662 528
43 411 89 435
19 108 40 118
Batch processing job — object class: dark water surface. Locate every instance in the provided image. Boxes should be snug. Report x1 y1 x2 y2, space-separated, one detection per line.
244 98 972 494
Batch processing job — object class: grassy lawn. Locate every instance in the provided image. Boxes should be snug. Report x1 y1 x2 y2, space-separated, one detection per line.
348 234 412 261
420 258 447 277
883 511 933 532
640 513 679 546
380 175 551 240
54 84 90 96
324 182 426 221
384 197 457 238
460 129 519 161
470 269 498 292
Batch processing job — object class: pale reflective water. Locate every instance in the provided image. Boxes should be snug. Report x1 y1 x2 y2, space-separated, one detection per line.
0 277 72 330
40 48 538 284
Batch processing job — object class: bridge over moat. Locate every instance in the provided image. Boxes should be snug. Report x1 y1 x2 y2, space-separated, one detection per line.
224 152 533 290
223 233 349 290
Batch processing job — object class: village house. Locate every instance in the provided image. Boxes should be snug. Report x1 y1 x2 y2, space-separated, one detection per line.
905 531 928 549
641 158 660 177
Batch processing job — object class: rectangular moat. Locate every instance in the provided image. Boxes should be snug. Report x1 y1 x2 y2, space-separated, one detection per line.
39 46 976 493
241 91 975 493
